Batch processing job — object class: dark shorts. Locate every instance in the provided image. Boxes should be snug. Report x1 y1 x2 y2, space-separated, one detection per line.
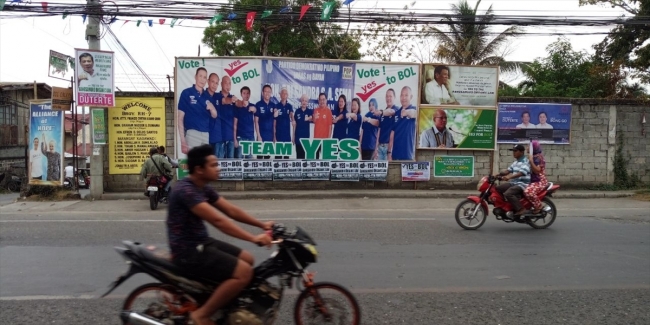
173 238 243 283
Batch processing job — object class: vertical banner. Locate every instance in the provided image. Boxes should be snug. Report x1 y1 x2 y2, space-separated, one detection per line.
91 109 106 145
108 97 166 174
401 162 431 182
48 50 73 80
75 49 115 107
353 63 421 161
417 108 496 150
28 100 64 186
497 103 572 144
421 64 498 107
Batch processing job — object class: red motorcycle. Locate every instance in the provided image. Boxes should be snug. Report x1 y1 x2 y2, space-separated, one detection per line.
455 175 560 230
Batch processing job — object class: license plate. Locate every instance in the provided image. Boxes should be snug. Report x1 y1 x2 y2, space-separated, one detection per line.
147 186 158 191
64 181 69 185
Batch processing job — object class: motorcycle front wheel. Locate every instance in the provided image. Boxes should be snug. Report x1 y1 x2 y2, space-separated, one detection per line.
455 199 488 230
294 282 361 325
121 283 196 325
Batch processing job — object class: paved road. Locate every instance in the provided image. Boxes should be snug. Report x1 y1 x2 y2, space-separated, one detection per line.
1 197 648 324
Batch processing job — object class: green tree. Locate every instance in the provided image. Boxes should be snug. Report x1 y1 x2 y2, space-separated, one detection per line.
426 0 523 72
505 38 647 99
579 0 649 83
202 0 361 60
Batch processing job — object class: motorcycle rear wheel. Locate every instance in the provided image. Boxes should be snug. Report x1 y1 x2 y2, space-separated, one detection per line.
150 192 158 210
294 282 361 325
526 197 557 229
455 199 488 230
122 283 196 325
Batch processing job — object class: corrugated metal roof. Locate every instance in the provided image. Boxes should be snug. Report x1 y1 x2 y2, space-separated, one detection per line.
0 82 52 92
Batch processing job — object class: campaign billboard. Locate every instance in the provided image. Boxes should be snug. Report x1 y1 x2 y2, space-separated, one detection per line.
497 103 572 144
421 64 498 107
417 107 497 150
174 57 421 176
74 49 115 107
28 100 64 186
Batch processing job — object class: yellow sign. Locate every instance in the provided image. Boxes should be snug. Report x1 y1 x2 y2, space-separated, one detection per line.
108 97 166 174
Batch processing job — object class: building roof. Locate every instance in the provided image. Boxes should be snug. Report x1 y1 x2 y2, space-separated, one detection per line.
64 113 91 133
0 82 52 92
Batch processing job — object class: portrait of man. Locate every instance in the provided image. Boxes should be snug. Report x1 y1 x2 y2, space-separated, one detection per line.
77 52 98 88
424 65 459 105
206 72 222 156
40 132 61 181
516 111 536 129
389 86 417 161
419 109 455 149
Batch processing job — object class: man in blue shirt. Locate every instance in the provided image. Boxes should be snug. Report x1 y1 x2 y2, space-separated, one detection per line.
206 73 222 157
234 86 256 159
360 98 380 160
497 144 532 216
255 85 275 159
177 67 217 154
274 87 294 159
216 76 237 159
389 86 417 161
293 94 313 159
373 89 397 160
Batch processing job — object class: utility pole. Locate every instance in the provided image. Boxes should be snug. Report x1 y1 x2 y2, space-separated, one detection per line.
87 0 104 198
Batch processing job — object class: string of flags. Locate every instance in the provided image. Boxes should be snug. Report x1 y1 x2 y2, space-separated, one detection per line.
0 0 356 29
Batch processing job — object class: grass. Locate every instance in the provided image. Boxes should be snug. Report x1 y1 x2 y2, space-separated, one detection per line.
633 188 650 202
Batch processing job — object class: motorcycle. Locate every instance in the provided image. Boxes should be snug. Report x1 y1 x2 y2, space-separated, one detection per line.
146 176 168 211
63 176 74 189
455 174 560 230
101 223 361 325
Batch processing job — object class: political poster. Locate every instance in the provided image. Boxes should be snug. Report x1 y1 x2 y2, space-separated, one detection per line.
421 64 498 107
417 107 496 150
433 156 475 177
272 160 302 181
48 50 73 81
218 160 244 181
330 161 360 181
74 49 115 107
497 103 572 144
108 97 166 174
401 162 431 182
359 161 388 181
174 57 421 177
28 100 64 186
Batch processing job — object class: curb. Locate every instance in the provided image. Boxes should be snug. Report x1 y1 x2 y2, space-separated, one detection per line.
96 190 636 201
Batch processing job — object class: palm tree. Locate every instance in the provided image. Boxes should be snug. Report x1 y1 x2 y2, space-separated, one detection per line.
427 0 523 72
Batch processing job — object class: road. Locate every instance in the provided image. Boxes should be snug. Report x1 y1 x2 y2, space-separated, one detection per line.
1 197 649 324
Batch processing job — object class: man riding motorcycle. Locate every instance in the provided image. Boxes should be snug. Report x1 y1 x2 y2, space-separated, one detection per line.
139 147 173 197
167 144 273 325
497 144 531 217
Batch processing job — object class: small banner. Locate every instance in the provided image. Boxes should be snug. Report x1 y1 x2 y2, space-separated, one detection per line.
246 12 256 31
433 156 474 177
243 160 273 180
91 109 106 145
218 159 244 181
51 87 73 111
301 160 331 180
401 162 431 182
359 161 388 181
330 161 360 181
273 160 302 181
299 4 311 20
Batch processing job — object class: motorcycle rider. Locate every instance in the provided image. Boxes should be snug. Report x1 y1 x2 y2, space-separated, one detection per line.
497 144 531 217
64 163 75 187
167 144 273 325
158 145 179 168
139 147 172 197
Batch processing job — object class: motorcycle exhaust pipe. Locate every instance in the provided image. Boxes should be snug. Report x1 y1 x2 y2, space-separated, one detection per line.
120 311 168 325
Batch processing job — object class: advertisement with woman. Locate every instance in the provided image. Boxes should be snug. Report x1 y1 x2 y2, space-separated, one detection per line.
28 100 64 186
497 103 572 144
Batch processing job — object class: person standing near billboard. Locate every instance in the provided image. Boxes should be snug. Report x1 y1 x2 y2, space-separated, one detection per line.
389 86 417 161
234 86 257 159
178 67 218 154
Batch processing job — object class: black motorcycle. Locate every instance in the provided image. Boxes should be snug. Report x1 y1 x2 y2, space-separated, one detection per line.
146 176 169 211
102 224 361 325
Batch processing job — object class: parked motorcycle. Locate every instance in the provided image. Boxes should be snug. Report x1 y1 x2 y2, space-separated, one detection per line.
455 175 560 230
63 177 74 189
101 223 361 325
146 176 168 211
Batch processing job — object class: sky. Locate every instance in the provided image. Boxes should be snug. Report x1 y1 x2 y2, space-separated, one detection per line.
0 0 631 92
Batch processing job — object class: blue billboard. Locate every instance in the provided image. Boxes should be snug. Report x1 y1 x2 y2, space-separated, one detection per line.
497 103 572 144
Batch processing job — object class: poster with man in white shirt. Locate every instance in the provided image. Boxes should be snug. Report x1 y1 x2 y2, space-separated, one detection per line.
28 100 64 186
421 64 498 107
75 49 115 107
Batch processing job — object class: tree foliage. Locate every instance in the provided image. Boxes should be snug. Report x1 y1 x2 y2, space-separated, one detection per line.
202 0 361 60
361 3 422 62
579 0 649 83
426 0 524 72
501 38 647 99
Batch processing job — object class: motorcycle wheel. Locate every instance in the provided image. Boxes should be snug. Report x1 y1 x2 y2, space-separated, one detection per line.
7 181 20 193
294 281 361 325
121 283 196 325
527 197 557 229
150 192 158 210
454 199 488 230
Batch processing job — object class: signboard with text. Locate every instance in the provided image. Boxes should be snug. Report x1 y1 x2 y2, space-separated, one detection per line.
75 48 115 107
28 100 64 186
91 109 107 145
359 161 388 181
497 103 572 144
243 160 273 180
108 97 166 174
48 50 73 81
433 156 475 177
421 64 498 107
417 108 496 150
51 87 73 111
401 162 431 182
273 160 303 181
330 161 360 181
218 160 244 181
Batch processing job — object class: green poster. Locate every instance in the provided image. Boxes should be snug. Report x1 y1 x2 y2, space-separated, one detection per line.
177 158 189 179
434 156 474 177
91 109 106 145
418 108 497 150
